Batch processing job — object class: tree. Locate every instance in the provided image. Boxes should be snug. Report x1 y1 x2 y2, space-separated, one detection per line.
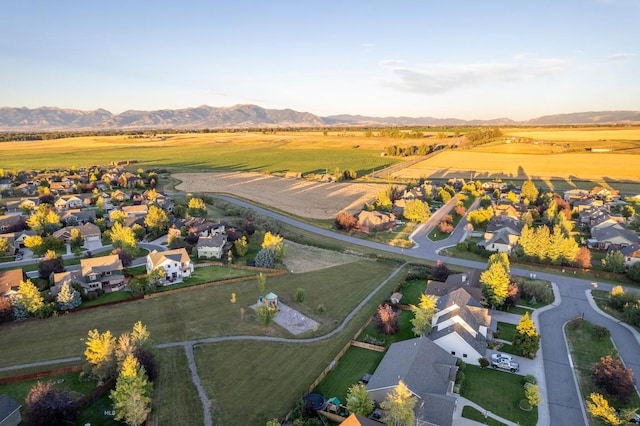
346 383 374 417
24 235 44 256
257 272 267 293
487 252 510 274
513 312 540 358
430 261 450 281
335 211 358 231
381 381 417 426
84 329 117 382
16 279 44 315
525 384 541 407
403 199 431 222
585 393 624 425
376 189 393 212
234 235 249 257
26 204 61 235
466 207 493 228
38 249 64 279
0 236 11 256
410 294 437 335
144 205 169 234
521 180 539 203
574 247 592 269
627 262 640 283
261 231 286 260
602 251 625 273
56 281 82 311
24 381 79 426
110 210 128 224
622 205 636 218
110 353 153 426
0 297 13 324
592 356 635 403
187 197 207 217
147 266 166 285
255 248 274 268
480 261 510 307
112 247 133 267
109 222 138 254
133 347 158 381
375 304 399 335
438 220 454 233
256 304 277 326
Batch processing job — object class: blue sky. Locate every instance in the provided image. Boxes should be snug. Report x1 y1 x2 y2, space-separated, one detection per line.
1 0 638 120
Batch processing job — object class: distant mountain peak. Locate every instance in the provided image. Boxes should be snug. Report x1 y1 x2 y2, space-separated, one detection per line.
0 105 638 131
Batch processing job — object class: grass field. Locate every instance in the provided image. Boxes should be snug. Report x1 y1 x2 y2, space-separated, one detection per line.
0 260 398 368
502 127 640 142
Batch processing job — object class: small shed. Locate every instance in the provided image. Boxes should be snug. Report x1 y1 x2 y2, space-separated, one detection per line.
390 292 403 305
264 292 279 309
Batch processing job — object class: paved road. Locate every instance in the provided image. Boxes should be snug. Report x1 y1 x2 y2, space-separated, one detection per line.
216 194 640 426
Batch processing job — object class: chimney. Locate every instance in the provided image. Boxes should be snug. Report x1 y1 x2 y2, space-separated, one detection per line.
462 275 467 283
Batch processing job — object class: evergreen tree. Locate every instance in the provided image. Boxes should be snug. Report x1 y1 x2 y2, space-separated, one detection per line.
513 312 540 358
110 354 153 426
255 248 274 268
56 281 82 310
10 295 28 321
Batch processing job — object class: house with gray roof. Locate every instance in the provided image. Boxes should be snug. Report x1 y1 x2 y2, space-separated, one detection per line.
0 394 21 426
425 269 485 305
366 336 458 426
588 219 638 250
620 244 640 269
429 288 492 366
53 254 125 294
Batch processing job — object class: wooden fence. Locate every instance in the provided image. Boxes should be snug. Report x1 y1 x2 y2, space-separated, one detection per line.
0 364 83 385
350 340 385 352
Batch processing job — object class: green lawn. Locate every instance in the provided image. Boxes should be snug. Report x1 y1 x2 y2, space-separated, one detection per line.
462 405 508 425
0 260 399 368
314 346 384 402
0 370 96 407
565 319 640 414
461 365 538 426
153 265 258 292
80 290 134 307
430 195 475 241
398 279 427 306
357 309 416 347
496 322 517 342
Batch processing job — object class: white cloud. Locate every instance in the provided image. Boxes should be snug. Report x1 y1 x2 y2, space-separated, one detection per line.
609 53 636 61
380 56 570 94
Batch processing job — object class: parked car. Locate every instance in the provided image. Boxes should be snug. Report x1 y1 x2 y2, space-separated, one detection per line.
491 357 519 373
15 254 22 261
491 353 513 363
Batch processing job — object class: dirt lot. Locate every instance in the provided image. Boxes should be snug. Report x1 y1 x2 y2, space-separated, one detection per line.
282 240 360 273
173 172 390 219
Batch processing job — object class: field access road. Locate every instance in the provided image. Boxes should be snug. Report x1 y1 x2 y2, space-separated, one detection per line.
216 194 640 426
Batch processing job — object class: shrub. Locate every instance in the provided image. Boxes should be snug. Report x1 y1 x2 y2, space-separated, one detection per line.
592 356 635 404
455 371 465 387
478 357 489 369
524 374 537 385
256 305 278 326
295 288 305 303
518 280 553 305
592 325 610 339
316 304 326 313
375 304 399 335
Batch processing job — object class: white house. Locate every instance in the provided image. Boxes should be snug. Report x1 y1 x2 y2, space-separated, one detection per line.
146 248 194 285
196 234 227 259
429 288 492 365
621 244 640 269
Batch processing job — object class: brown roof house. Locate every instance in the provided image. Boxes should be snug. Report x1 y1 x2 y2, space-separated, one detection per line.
0 269 25 299
357 210 396 233
428 288 492 366
146 248 194 285
53 254 125 294
366 336 458 426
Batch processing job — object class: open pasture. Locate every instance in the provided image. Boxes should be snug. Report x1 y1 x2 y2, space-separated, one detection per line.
0 131 433 174
502 127 640 142
392 151 640 187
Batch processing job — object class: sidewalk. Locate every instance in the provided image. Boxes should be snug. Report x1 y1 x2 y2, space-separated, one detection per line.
452 396 520 426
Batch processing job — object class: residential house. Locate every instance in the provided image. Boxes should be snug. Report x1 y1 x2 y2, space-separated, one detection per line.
53 254 125 294
59 209 97 226
493 202 524 219
563 188 590 204
0 269 25 299
0 179 12 192
185 218 225 237
366 336 458 426
122 204 148 218
0 215 26 234
426 269 485 304
578 206 610 227
49 180 74 194
1 230 35 250
197 234 228 259
146 248 194 285
590 186 620 202
620 244 640 269
392 198 407 218
357 210 396 233
0 394 21 426
52 223 102 248
111 189 129 202
429 288 492 365
54 195 84 211
588 219 638 250
5 197 39 214
478 216 522 254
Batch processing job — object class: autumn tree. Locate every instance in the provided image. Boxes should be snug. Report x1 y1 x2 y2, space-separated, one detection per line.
0 297 12 324
376 189 393 212
187 197 207 217
466 207 493 228
234 235 249 257
16 279 44 315
513 312 540 358
403 199 431 222
410 294 437 335
593 356 635 403
585 393 624 425
24 381 79 426
381 381 417 426
110 353 153 426
26 204 61 235
480 259 510 307
525 384 541 407
85 329 117 383
574 247 592 269
521 180 539 204
110 209 128 225
24 235 44 256
261 231 286 260
144 205 168 235
488 252 510 274
0 236 11 256
335 211 358 231
56 281 82 311
346 383 374 417
109 222 138 254
375 304 399 335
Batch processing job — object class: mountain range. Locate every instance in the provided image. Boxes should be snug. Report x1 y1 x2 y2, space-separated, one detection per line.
0 104 639 131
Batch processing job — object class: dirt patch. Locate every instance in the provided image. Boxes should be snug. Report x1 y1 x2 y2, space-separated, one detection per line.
282 240 360 273
173 172 390 219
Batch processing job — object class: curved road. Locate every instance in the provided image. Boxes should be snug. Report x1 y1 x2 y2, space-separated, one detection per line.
216 194 640 426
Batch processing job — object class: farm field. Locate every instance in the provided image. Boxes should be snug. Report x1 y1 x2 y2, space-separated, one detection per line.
392 150 640 184
174 171 391 219
502 127 640 142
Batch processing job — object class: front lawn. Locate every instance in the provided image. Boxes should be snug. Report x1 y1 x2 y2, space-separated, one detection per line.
462 406 508 426
461 365 537 426
314 346 384 402
496 322 517 342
